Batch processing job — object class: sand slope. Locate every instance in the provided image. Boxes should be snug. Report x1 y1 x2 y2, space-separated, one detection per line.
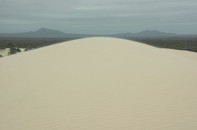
0 37 197 130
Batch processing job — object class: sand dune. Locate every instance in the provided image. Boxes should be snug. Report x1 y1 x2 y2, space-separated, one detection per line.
0 37 197 130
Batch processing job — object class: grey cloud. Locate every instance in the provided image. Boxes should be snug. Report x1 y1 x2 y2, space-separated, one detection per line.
0 0 197 34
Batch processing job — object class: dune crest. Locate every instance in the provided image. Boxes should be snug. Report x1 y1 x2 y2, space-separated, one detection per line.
0 37 197 130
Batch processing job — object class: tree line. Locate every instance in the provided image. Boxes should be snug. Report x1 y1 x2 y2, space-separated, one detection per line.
0 38 76 49
128 37 197 52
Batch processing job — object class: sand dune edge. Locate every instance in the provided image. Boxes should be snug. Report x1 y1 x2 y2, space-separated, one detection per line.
0 37 197 130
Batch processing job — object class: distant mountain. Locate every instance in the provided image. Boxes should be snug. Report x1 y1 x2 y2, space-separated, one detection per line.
0 28 91 38
137 30 176 37
34 28 65 36
108 32 135 38
0 28 196 38
110 30 177 38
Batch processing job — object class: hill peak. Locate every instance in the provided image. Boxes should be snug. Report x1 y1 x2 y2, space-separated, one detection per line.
35 27 65 34
139 30 165 34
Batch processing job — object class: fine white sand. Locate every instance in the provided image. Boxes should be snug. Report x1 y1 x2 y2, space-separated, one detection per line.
0 48 10 56
0 37 197 130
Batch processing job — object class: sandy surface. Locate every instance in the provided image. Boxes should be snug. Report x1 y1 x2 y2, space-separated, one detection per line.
0 48 10 56
0 37 197 130
166 48 197 61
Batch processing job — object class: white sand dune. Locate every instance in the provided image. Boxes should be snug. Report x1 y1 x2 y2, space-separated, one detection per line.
0 48 10 56
0 37 197 130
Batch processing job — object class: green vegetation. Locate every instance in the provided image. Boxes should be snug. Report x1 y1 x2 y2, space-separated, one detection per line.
0 55 3 57
24 47 32 51
0 38 78 56
0 38 77 50
127 37 197 52
0 37 197 53
7 43 21 55
9 48 21 55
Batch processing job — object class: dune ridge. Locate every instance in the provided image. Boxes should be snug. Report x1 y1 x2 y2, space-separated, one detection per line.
0 37 197 130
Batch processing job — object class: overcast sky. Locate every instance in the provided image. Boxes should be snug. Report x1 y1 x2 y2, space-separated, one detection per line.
0 0 197 34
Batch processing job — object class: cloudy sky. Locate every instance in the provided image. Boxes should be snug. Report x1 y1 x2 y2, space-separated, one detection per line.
0 0 197 34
